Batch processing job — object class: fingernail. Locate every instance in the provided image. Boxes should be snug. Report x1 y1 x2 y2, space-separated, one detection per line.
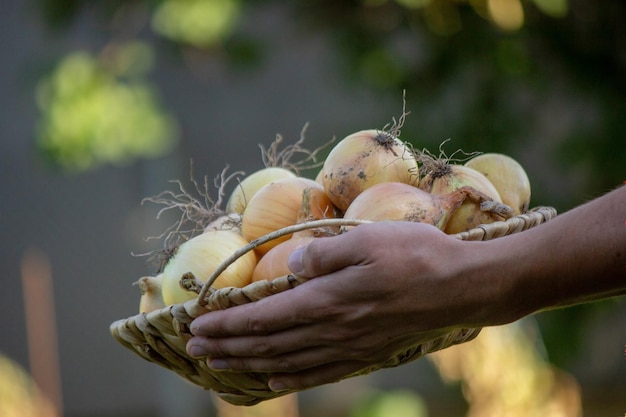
287 247 304 275
189 320 208 337
188 345 208 358
209 359 229 370
269 380 288 392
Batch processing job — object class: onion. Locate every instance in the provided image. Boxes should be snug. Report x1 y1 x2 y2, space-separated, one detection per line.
241 177 335 256
465 153 531 215
251 232 317 282
134 275 165 313
343 182 484 230
160 230 257 305
204 212 242 233
322 129 418 211
419 160 496 195
419 159 513 233
226 167 296 214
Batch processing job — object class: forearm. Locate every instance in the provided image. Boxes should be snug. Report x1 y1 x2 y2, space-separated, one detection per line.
185 186 624 389
480 185 626 324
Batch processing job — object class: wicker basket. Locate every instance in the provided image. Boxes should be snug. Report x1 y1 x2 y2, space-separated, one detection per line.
110 206 556 406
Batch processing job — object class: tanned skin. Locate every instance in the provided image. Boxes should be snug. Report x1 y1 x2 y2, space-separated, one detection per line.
187 185 626 392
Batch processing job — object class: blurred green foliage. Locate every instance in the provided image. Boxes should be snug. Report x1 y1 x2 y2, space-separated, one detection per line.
35 42 179 172
350 389 428 417
151 0 241 48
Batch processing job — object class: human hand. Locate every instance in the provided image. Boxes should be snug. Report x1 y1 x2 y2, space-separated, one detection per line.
185 221 489 391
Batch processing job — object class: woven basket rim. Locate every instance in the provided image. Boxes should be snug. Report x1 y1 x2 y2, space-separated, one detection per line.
110 206 557 406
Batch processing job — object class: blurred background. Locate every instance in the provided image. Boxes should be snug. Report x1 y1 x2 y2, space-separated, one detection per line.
0 0 624 416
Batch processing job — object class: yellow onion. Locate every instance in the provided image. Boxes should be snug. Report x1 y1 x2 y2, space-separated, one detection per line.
134 275 166 313
419 160 512 233
251 232 317 282
241 177 335 256
204 212 242 233
322 129 418 211
226 167 296 214
343 182 481 230
160 230 257 305
465 153 531 215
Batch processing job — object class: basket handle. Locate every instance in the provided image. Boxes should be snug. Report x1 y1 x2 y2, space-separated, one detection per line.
194 206 558 306
195 218 372 306
452 206 556 241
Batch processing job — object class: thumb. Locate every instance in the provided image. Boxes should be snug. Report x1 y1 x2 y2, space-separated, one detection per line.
287 230 364 278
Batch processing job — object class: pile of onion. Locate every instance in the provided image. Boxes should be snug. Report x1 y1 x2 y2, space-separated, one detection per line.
131 125 533 314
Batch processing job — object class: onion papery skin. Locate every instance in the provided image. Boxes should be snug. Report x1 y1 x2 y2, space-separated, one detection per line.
135 275 166 313
204 213 242 233
322 129 418 212
161 230 257 305
343 182 468 230
251 234 316 282
226 167 297 214
465 153 531 215
241 177 335 256
421 164 509 234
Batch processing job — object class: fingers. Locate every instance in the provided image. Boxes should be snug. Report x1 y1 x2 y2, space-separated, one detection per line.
191 340 372 393
268 360 371 391
187 324 317 361
189 254 364 339
190 222 402 339
205 345 347 375
187 293 368 362
287 226 370 278
190 287 312 338
189 235 356 338
288 221 444 279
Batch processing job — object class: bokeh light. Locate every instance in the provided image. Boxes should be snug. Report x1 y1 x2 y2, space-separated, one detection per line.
35 43 179 172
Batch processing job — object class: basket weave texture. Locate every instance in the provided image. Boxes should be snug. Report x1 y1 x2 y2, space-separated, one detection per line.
110 206 556 406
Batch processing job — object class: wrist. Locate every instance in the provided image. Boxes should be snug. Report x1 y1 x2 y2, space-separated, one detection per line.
451 236 539 328
467 186 626 325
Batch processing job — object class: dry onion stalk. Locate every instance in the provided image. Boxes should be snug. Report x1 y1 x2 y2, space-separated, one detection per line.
226 124 336 214
259 122 335 175
138 163 244 272
415 139 481 190
136 126 335 273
